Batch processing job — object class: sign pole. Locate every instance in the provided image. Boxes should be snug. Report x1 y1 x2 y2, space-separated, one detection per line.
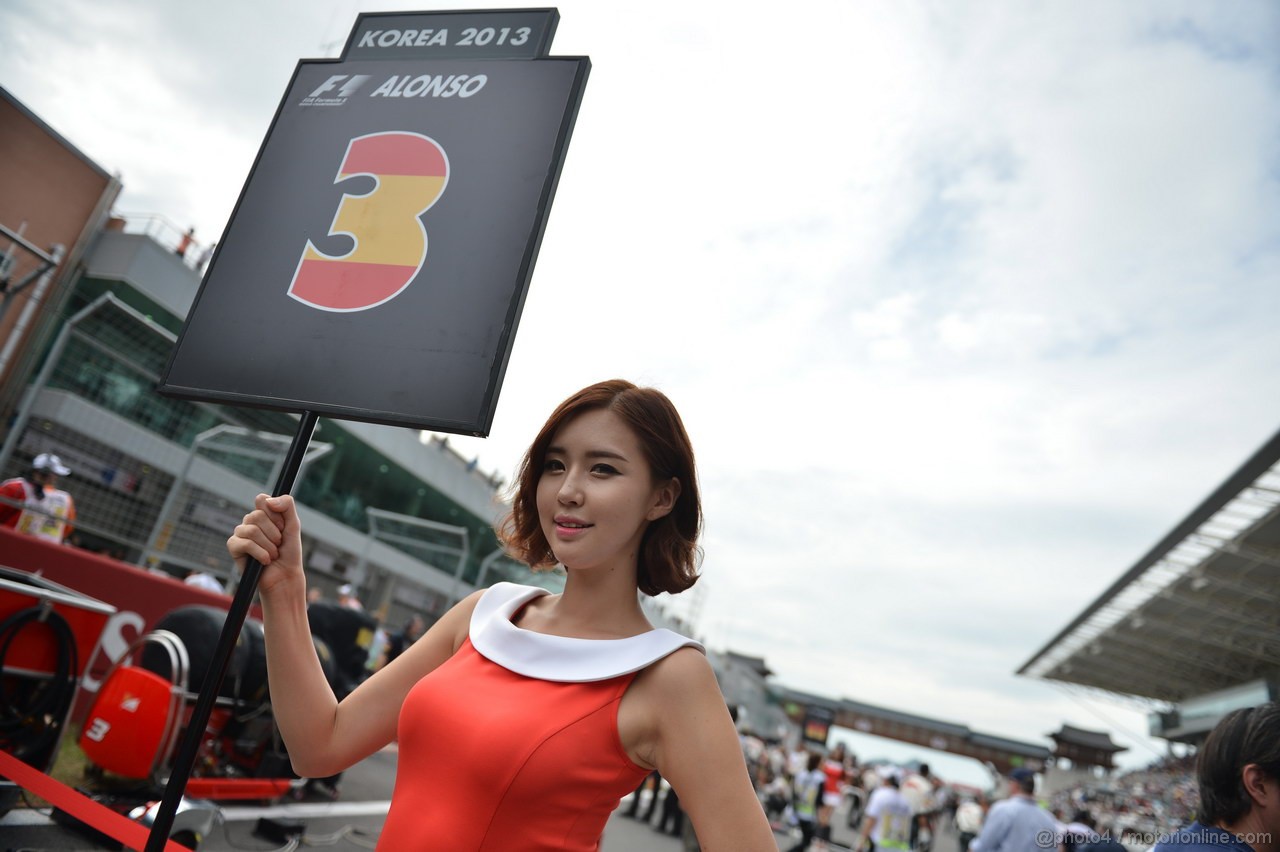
145 411 319 852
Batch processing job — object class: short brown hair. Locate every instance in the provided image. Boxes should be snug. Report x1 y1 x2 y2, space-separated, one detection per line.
1196 702 1280 826
498 379 702 596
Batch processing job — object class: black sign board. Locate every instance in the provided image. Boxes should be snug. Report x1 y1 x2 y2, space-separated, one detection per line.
802 704 835 747
343 8 559 60
159 14 589 436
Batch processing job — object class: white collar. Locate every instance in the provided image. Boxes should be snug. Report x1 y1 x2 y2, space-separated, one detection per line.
468 582 703 683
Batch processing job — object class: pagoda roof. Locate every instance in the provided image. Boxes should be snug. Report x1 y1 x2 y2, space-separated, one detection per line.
1049 724 1125 753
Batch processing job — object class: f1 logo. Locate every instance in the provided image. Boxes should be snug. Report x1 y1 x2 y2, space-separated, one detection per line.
288 132 449 312
308 74 372 99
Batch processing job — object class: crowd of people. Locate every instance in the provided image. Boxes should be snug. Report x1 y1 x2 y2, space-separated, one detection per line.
1047 754 1201 847
710 710 1276 852
725 731 953 852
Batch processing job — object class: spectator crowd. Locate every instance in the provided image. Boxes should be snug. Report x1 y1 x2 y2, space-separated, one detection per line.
694 727 1208 852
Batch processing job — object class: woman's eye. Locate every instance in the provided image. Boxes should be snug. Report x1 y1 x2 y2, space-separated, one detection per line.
543 459 565 472
592 464 619 476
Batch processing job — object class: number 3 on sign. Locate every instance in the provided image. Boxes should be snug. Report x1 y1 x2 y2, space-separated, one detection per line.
288 131 449 312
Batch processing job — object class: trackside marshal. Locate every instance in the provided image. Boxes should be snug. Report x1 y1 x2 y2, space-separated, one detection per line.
160 34 589 435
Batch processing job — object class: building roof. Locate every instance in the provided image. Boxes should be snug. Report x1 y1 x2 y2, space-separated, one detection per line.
725 650 774 678
1018 427 1280 704
1049 724 1125 752
778 686 1051 760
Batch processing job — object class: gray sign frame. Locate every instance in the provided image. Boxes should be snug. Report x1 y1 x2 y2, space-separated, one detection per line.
342 8 559 61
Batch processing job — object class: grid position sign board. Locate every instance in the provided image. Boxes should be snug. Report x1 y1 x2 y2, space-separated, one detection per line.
159 10 588 436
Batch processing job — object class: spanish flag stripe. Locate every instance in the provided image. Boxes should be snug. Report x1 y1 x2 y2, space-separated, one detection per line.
342 134 447 178
292 258 419 311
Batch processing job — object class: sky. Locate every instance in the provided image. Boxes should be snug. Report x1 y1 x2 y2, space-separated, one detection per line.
3 0 1279 787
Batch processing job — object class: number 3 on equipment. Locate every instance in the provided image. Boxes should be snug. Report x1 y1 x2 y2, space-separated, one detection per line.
288 131 450 313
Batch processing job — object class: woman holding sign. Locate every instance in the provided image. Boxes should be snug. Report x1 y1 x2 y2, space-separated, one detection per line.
227 379 776 850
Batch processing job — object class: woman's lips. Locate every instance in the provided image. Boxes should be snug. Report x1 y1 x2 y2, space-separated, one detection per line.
553 519 592 538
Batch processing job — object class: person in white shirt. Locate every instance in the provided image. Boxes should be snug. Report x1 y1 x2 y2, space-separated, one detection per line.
956 795 987 852
901 764 936 850
790 752 825 852
337 583 363 610
860 773 914 852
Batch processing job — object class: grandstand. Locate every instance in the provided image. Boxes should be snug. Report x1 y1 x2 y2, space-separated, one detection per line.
1019 426 1280 744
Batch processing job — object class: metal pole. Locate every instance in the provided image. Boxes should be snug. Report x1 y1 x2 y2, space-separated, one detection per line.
145 411 318 852
374 567 397 619
0 244 62 383
450 528 471 602
353 508 377 583
0 223 53 311
263 430 287 491
475 547 508 590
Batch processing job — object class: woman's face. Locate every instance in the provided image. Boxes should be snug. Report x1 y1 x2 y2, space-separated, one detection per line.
535 408 676 574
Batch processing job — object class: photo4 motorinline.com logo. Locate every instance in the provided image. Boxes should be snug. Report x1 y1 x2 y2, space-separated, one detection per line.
1036 830 1274 848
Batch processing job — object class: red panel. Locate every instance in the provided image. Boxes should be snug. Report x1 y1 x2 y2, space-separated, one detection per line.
342 132 446 177
79 666 174 779
0 584 111 678
185 778 293 800
290 257 418 310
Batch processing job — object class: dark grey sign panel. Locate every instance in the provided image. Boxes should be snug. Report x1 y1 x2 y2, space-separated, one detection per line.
158 57 590 435
343 9 558 60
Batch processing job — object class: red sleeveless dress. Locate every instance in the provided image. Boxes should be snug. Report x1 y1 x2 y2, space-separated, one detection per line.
376 583 701 850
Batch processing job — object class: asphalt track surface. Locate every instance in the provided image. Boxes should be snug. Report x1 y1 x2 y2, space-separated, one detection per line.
0 745 963 852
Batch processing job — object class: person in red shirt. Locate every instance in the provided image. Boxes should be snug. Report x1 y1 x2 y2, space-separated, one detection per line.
175 226 196 258
227 380 778 851
818 742 849 847
0 453 76 543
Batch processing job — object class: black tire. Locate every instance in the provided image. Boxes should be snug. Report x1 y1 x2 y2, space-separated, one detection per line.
172 829 200 849
143 605 253 700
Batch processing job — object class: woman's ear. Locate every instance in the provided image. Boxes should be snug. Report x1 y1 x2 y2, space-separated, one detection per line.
647 477 682 521
1241 763 1272 807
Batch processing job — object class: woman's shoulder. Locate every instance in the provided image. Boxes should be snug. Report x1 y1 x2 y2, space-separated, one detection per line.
623 645 721 755
636 643 716 697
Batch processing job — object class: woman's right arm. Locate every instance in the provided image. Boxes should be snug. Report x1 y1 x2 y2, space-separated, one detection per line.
228 494 482 777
